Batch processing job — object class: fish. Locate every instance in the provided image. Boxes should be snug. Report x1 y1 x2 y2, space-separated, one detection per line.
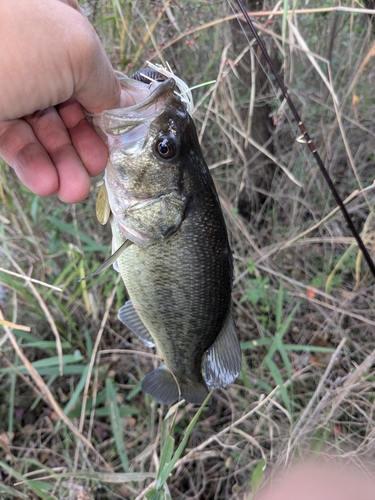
92 65 242 405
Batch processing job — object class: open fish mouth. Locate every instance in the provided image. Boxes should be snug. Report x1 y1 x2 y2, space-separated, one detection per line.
92 78 176 159
90 63 194 154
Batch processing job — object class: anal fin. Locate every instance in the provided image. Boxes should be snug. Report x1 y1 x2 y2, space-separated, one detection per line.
142 366 180 405
142 365 210 405
203 314 242 389
118 300 156 348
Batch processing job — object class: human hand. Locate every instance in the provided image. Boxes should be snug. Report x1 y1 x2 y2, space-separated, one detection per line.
0 0 149 203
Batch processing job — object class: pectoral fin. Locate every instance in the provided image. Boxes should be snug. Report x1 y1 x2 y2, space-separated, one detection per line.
79 239 131 281
111 239 120 272
96 182 111 225
118 300 156 348
203 314 242 389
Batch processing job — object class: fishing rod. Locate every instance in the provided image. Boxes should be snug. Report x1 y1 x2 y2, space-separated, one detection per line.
234 0 375 279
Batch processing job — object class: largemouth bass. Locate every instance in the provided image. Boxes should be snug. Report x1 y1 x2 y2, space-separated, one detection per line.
93 66 241 405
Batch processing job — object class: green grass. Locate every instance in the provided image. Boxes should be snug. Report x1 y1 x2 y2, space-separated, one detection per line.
2 1 375 498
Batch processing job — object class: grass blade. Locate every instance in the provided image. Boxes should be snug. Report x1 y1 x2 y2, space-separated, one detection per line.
0 461 51 500
106 378 130 472
155 391 212 490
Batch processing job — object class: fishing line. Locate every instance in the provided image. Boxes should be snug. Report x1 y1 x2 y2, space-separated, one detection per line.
231 0 375 279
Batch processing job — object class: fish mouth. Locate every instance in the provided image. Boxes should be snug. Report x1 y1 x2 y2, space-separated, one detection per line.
88 77 181 179
96 77 177 135
91 73 188 140
90 64 193 144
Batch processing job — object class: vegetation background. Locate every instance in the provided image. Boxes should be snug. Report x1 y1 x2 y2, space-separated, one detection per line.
1 0 375 498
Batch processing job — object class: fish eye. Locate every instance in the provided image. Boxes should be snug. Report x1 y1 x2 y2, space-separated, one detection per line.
155 137 177 160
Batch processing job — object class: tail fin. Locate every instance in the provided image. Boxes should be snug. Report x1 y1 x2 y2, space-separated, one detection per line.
141 366 209 405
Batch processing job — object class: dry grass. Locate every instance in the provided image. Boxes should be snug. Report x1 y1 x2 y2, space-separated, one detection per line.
1 1 375 498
